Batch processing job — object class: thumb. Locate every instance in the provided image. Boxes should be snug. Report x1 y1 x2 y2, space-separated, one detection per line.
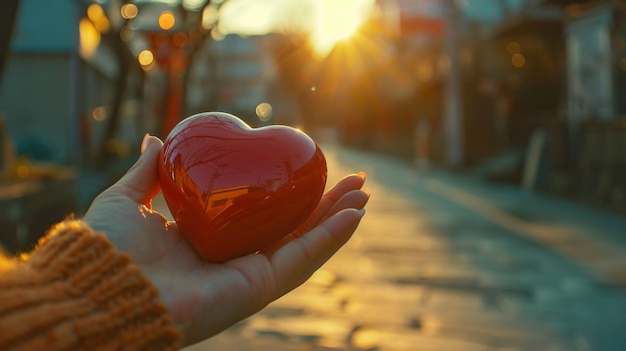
108 134 164 205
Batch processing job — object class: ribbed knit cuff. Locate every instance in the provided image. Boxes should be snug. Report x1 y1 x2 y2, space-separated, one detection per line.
0 220 181 351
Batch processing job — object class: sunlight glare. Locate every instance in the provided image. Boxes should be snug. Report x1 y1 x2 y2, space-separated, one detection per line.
311 0 374 57
218 0 278 36
218 0 374 57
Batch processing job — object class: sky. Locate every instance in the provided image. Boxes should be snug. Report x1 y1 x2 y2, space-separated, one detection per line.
136 0 530 55
217 0 376 56
135 0 376 56
140 0 529 22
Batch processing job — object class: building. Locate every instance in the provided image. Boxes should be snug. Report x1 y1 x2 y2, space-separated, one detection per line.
0 0 153 165
185 33 280 127
0 0 85 164
484 0 625 211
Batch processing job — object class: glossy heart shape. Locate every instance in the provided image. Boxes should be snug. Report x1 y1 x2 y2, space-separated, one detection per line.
158 112 327 262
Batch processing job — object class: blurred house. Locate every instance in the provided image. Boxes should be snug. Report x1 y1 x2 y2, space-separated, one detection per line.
546 0 626 211
486 1 566 182
0 0 148 166
185 33 282 127
0 0 157 253
0 0 85 164
488 0 626 212
0 0 87 252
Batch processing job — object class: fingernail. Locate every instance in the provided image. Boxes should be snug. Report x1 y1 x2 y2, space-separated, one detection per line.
357 208 366 217
357 171 366 180
141 133 150 153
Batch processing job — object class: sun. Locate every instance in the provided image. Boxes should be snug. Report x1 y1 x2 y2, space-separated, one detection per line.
311 0 374 57
217 0 374 57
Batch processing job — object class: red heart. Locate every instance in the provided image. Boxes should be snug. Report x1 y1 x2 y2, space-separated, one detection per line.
158 112 327 262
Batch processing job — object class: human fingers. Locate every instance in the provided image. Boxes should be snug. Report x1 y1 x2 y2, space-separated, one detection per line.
268 208 365 294
260 179 369 255
325 172 366 202
322 188 370 222
260 188 369 255
105 134 164 206
301 172 366 230
293 188 370 237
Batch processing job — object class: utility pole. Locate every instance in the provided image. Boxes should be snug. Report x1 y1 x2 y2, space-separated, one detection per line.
443 0 463 168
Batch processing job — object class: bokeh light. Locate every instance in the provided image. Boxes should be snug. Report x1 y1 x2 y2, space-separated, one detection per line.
79 18 100 59
202 5 219 30
507 41 521 55
159 11 176 30
211 27 225 41
86 3 110 33
16 164 30 179
172 32 188 47
92 106 107 121
256 102 273 121
120 4 138 19
138 50 155 69
183 0 207 11
511 53 526 68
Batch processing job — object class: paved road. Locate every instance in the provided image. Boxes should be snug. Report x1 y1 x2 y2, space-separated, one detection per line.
153 142 626 351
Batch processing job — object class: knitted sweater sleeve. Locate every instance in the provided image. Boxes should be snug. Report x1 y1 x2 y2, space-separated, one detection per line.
0 220 182 351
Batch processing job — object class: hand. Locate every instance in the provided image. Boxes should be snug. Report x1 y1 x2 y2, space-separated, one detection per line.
83 135 369 346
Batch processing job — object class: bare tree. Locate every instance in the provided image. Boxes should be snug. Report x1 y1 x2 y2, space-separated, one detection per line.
82 0 225 165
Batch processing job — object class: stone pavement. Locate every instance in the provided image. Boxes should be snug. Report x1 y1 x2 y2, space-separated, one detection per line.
153 142 626 351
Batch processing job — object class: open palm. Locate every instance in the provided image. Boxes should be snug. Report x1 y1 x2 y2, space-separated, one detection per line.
84 135 369 347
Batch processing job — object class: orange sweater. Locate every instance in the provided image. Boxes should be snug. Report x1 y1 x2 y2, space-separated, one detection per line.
0 221 181 350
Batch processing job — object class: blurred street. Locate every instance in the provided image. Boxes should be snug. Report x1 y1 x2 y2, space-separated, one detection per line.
1 1 626 350
152 140 626 351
